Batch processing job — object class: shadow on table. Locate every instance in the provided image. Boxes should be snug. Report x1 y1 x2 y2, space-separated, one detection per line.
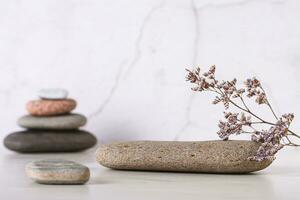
90 167 276 199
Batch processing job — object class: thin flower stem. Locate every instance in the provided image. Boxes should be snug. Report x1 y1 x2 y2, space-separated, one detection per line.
218 81 300 140
267 103 279 120
288 130 300 139
284 136 293 144
251 122 265 124
249 125 258 132
260 86 278 120
285 143 300 147
213 85 300 140
229 99 267 123
186 66 300 162
227 81 251 112
213 87 275 125
239 96 250 111
283 136 300 146
251 121 281 126
241 130 255 134
228 98 279 127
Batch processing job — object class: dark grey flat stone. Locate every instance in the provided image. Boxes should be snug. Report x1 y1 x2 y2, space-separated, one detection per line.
96 140 273 174
26 159 90 184
17 113 87 130
4 130 97 153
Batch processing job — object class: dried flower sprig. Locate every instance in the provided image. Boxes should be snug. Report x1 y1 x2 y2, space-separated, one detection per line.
186 66 300 162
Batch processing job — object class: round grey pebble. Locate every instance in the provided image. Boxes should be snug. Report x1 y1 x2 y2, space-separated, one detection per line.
38 88 68 100
17 113 87 130
26 159 90 184
4 130 97 153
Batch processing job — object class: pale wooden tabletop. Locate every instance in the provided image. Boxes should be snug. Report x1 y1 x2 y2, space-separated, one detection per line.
1 146 299 200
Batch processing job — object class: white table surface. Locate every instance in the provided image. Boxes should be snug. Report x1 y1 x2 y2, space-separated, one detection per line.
1 146 300 200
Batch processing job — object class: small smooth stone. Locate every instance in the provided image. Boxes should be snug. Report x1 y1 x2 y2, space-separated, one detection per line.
4 130 97 152
18 113 87 130
96 140 273 174
38 88 68 100
26 160 90 184
26 99 76 116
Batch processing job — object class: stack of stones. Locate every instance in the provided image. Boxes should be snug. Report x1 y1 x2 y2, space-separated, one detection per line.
4 89 97 153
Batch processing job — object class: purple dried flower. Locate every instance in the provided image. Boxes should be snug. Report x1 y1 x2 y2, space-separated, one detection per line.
244 77 268 105
186 68 199 83
186 66 300 162
245 77 261 89
255 92 267 104
217 112 252 140
248 143 283 162
249 114 293 161
186 66 217 91
282 113 294 125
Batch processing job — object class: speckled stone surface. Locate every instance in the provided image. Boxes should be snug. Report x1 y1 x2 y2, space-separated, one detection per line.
26 99 76 116
38 88 68 100
26 159 90 184
4 130 97 152
17 113 87 130
96 140 272 174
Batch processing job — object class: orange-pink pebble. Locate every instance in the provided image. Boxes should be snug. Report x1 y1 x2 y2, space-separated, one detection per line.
26 99 76 116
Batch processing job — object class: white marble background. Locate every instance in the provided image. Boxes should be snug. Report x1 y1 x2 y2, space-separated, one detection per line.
0 0 300 152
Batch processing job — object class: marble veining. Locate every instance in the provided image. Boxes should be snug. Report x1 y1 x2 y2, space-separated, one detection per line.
0 0 300 148
124 1 165 77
